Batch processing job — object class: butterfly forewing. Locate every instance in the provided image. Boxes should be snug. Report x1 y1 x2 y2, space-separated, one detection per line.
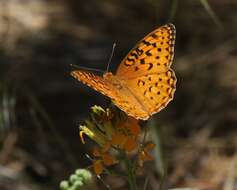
116 24 175 79
71 70 114 97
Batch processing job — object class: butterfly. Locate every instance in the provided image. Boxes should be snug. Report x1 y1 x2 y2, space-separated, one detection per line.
71 24 176 120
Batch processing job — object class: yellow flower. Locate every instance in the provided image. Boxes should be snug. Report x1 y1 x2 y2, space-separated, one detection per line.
79 106 115 146
79 123 107 146
79 106 155 174
80 108 141 152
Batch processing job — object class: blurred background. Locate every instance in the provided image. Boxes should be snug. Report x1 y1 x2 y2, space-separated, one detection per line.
0 0 237 189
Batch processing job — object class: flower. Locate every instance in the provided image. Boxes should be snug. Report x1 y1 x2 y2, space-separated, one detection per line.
79 106 155 175
110 117 141 152
138 142 156 167
79 122 107 146
92 143 117 175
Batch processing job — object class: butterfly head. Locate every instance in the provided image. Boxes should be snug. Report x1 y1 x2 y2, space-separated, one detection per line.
103 72 113 79
103 72 123 90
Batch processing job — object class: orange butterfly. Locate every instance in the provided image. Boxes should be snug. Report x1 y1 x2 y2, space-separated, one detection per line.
71 24 176 120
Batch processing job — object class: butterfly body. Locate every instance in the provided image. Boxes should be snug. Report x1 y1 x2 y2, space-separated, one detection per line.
71 24 176 120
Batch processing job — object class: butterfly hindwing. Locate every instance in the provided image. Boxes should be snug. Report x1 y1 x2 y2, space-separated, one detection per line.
124 69 176 116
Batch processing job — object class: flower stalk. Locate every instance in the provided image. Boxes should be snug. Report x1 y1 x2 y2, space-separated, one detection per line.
124 152 137 190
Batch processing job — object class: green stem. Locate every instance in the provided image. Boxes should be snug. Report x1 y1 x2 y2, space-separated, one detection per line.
199 0 222 28
124 154 137 190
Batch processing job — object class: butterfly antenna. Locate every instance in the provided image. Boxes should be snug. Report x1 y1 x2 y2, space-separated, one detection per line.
85 154 111 190
70 64 104 74
106 42 116 73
